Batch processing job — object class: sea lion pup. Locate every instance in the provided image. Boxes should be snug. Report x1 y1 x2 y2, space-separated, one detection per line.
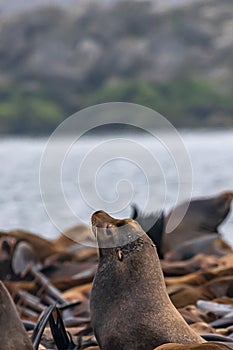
131 205 164 258
90 210 203 350
0 281 34 350
164 191 233 254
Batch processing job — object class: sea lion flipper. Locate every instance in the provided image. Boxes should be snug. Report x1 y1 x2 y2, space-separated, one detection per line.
31 304 56 350
49 307 75 350
12 241 37 276
0 281 34 350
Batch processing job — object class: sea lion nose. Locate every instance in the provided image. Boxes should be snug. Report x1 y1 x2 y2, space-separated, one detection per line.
92 210 114 228
1 237 16 254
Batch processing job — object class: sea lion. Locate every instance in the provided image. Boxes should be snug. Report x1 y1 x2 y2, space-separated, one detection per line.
168 276 233 309
155 342 233 350
0 229 96 264
164 235 232 261
161 253 220 277
131 205 164 258
0 236 17 279
164 191 233 254
0 229 62 262
11 241 37 276
165 266 233 287
90 210 203 350
54 224 95 249
0 281 34 350
178 305 216 325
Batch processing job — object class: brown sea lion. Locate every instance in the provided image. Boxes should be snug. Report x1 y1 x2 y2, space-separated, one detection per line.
90 210 203 350
0 281 34 350
165 235 232 261
131 205 164 258
0 229 62 262
161 253 220 277
169 276 233 308
0 229 97 264
164 191 233 254
178 305 216 325
165 266 233 287
0 236 17 279
54 224 95 249
155 342 232 350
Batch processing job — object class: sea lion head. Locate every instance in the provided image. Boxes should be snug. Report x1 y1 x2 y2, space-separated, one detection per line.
91 210 151 256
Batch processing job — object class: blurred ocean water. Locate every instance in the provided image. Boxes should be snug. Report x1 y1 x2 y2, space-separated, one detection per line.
0 129 233 245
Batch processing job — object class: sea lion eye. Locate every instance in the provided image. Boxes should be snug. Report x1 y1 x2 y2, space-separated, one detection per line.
116 221 126 227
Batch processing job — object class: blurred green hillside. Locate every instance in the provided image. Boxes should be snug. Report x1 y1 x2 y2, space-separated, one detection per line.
0 0 232 134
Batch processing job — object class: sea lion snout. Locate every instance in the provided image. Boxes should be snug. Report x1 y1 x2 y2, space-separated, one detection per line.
91 211 143 248
1 236 16 255
92 210 113 228
92 210 134 230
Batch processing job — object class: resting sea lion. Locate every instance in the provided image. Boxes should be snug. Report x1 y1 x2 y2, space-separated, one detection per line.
90 210 203 350
165 266 233 287
54 224 95 249
0 229 96 264
131 205 164 258
0 229 62 262
164 191 233 254
164 235 232 261
155 342 233 350
168 276 233 308
0 281 34 350
161 253 220 277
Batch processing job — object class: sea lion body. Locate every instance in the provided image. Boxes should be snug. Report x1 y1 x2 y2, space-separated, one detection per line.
0 281 34 350
155 342 232 350
90 211 203 350
169 276 233 309
131 205 164 258
164 191 233 254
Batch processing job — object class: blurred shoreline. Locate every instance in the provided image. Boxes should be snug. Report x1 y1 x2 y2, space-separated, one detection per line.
0 0 232 134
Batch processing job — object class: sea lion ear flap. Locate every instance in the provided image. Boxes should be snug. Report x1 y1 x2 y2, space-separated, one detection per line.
131 204 139 220
12 241 37 276
0 281 34 350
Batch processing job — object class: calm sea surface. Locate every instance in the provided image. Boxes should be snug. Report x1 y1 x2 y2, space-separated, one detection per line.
1 129 233 245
